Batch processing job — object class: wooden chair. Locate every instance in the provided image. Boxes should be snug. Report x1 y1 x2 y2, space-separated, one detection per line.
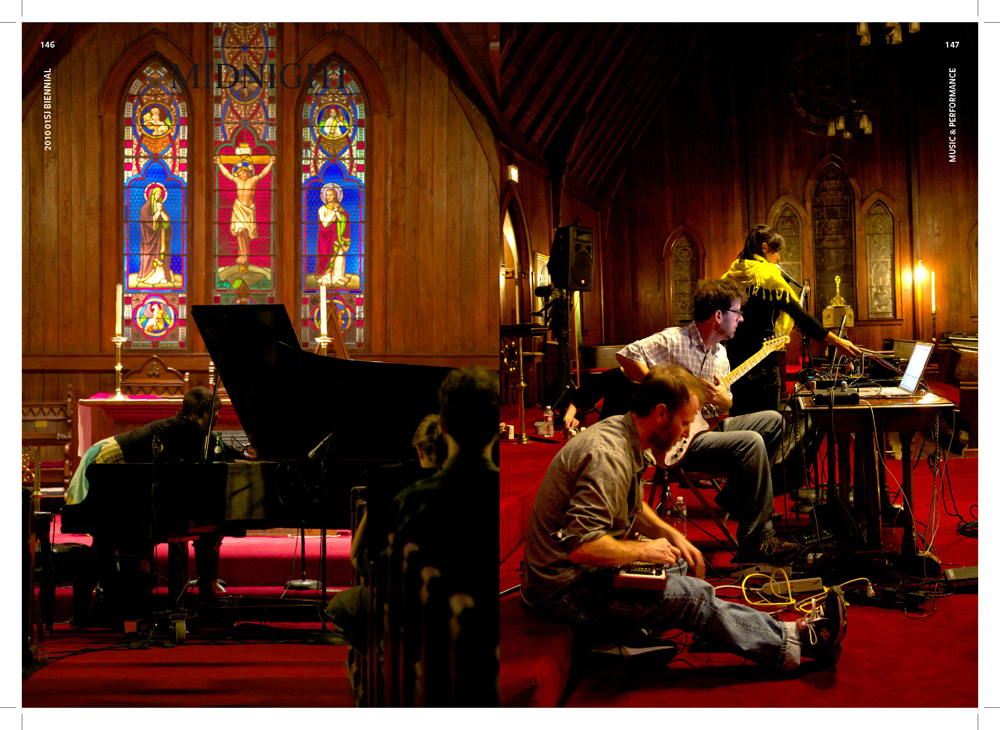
121 355 189 395
34 512 95 636
21 384 74 495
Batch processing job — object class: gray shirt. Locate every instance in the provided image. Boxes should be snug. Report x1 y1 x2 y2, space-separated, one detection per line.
520 414 647 607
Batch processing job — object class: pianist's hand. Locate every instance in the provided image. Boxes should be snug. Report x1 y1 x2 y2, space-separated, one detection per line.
637 538 681 567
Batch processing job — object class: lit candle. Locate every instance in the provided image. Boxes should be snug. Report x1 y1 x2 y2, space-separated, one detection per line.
115 284 123 336
320 284 327 337
931 271 936 313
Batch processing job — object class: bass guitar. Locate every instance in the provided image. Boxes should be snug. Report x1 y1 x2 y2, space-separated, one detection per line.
661 334 789 468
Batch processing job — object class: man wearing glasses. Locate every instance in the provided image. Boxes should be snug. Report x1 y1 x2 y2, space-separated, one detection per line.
616 278 795 561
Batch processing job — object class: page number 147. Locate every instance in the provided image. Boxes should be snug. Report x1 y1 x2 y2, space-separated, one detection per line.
945 42 960 48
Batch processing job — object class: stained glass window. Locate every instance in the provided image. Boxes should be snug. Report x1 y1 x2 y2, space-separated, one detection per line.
212 22 277 305
812 167 856 310
865 202 896 319
300 61 367 350
775 205 803 294
122 60 188 349
670 236 698 325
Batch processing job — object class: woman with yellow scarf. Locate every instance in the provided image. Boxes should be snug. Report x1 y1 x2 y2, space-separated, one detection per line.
721 225 860 416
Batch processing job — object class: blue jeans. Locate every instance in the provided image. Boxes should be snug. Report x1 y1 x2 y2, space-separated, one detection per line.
680 410 783 542
532 561 801 670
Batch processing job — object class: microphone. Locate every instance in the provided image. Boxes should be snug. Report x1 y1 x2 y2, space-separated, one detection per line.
308 431 335 460
779 268 803 289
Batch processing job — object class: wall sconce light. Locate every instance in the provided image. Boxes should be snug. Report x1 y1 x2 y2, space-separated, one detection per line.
508 164 519 183
916 257 926 282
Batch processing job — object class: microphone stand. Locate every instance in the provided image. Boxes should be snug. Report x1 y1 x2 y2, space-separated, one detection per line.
302 430 341 645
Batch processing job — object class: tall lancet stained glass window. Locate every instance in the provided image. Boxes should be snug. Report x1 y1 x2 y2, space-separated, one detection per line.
300 61 366 350
123 60 189 349
212 22 277 305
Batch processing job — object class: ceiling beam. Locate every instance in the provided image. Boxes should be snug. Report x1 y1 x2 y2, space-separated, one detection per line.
435 22 499 122
507 25 583 134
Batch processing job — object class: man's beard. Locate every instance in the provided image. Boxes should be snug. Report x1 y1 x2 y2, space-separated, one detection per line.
648 422 681 452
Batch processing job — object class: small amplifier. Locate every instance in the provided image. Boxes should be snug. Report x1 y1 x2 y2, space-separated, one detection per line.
813 387 860 405
614 562 669 590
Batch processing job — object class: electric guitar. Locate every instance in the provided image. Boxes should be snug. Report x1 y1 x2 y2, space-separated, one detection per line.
661 334 790 468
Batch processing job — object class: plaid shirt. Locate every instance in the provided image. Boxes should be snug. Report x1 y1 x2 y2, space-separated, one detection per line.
616 322 732 398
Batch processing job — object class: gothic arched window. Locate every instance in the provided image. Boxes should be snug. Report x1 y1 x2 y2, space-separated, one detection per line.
775 205 803 289
865 201 896 319
122 59 189 349
212 22 278 306
670 235 700 326
300 60 368 350
812 166 856 311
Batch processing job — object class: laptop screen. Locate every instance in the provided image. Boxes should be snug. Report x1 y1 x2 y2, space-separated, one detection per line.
899 343 933 393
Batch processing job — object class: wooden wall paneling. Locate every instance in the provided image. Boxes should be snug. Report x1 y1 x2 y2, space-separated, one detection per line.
477 150 494 355
82 31 103 354
22 106 33 356
430 51 449 356
65 32 83 355
397 30 421 354
41 61 59 355
445 85 463 359
459 118 476 354
488 181 501 359
188 24 209 352
413 32 436 355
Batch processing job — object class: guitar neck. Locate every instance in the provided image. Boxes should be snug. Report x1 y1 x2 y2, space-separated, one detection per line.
722 344 777 389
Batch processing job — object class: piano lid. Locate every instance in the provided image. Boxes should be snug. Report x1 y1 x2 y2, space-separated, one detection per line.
191 304 453 462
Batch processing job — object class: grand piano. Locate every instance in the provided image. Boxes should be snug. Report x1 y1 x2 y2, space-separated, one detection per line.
61 305 455 601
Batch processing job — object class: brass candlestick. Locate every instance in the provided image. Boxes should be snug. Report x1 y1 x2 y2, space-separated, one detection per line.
110 335 129 400
316 336 332 357
514 338 530 444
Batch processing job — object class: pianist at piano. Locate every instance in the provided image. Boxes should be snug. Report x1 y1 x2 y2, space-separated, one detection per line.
63 387 248 623
520 365 848 670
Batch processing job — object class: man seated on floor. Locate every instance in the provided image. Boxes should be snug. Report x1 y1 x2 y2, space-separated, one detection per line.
615 278 794 561
66 387 246 622
521 365 847 670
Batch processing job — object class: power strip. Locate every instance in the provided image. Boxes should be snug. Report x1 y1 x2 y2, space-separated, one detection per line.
762 577 824 595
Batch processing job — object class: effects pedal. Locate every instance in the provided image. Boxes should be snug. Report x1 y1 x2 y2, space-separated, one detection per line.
813 387 860 405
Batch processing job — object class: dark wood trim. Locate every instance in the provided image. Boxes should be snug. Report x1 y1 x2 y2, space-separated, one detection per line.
23 353 497 371
434 23 499 122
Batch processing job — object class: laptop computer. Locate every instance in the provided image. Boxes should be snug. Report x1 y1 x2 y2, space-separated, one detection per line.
857 341 933 398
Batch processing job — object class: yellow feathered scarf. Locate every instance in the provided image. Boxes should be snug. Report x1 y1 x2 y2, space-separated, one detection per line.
721 255 799 340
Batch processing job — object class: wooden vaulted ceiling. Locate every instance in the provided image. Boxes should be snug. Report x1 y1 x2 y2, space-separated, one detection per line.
500 23 700 210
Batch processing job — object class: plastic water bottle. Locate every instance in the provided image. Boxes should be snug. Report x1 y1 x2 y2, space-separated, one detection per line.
673 496 688 537
542 406 554 438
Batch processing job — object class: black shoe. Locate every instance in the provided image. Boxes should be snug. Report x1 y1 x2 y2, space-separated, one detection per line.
797 586 847 667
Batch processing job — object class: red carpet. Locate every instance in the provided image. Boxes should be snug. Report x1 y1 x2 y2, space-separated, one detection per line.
22 623 353 707
500 404 978 707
